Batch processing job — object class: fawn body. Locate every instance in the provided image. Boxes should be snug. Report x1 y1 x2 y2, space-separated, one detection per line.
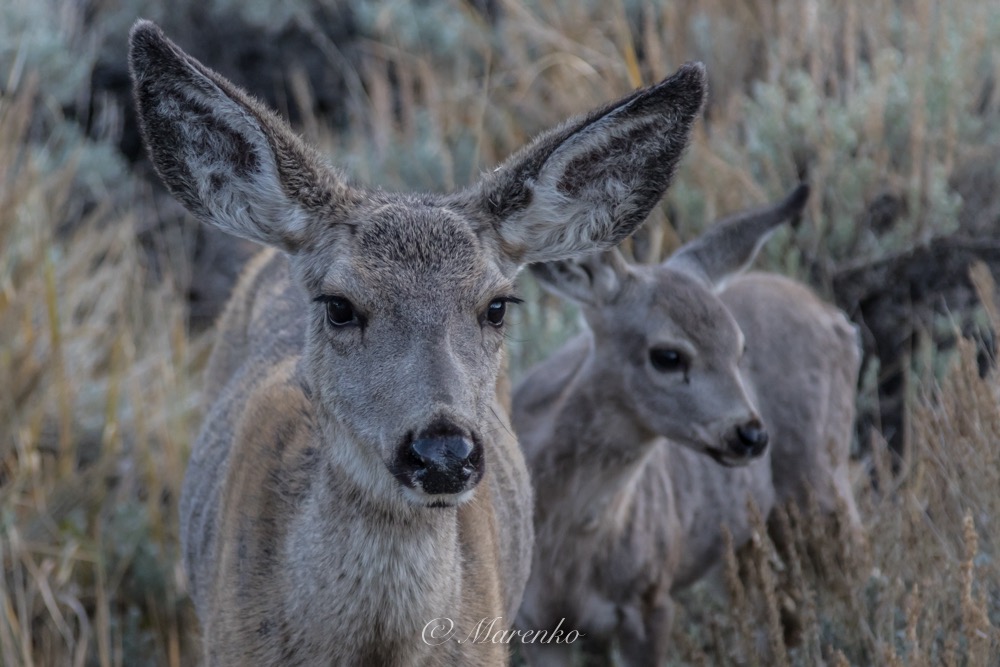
514 186 861 665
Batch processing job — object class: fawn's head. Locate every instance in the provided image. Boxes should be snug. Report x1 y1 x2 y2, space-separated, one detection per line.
533 185 809 467
128 20 706 506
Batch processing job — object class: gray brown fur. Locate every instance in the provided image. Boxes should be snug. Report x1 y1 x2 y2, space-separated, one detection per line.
128 19 706 666
514 185 861 666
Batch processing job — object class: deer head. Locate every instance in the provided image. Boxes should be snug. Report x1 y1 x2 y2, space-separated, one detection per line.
531 184 809 466
129 20 707 505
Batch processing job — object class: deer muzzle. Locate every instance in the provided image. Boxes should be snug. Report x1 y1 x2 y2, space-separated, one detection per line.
393 421 485 499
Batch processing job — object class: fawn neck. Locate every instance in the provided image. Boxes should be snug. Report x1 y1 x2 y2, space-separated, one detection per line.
530 341 659 530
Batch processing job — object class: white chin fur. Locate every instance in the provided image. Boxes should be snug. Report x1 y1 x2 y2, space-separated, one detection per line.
400 485 477 508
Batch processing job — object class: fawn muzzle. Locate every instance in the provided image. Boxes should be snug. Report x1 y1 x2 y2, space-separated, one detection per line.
726 419 769 460
704 418 769 467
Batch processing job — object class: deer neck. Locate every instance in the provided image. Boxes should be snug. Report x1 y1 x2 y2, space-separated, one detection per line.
280 415 467 661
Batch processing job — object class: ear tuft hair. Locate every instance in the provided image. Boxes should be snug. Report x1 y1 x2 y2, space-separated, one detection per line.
530 249 632 307
473 63 708 266
128 20 357 251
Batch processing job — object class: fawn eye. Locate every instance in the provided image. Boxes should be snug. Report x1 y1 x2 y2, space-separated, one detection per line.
649 348 688 373
320 296 359 327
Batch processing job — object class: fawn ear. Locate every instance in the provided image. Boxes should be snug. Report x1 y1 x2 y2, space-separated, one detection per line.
530 249 632 307
472 63 707 266
665 183 809 290
128 20 359 252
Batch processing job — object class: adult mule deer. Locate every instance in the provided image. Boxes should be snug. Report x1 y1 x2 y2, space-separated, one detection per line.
514 185 862 666
128 20 706 666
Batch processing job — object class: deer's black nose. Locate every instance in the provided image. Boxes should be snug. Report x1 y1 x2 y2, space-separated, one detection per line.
411 434 473 468
394 421 484 496
733 420 769 458
407 435 480 494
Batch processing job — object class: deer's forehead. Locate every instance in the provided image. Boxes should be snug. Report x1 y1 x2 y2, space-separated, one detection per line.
349 203 486 278
301 203 508 302
622 271 742 350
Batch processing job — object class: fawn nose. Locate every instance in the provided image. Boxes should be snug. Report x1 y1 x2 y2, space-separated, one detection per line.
398 421 484 496
730 419 769 458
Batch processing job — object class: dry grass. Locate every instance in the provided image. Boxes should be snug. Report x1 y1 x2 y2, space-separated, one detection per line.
667 265 1000 666
2 0 999 664
0 80 203 666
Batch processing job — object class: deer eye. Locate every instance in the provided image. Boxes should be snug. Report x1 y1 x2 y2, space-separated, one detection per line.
319 296 360 327
649 348 688 373
483 296 521 328
486 299 507 327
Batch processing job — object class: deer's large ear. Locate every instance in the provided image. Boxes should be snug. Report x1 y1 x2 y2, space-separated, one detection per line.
530 249 632 307
665 183 809 290
471 64 707 266
128 20 359 252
